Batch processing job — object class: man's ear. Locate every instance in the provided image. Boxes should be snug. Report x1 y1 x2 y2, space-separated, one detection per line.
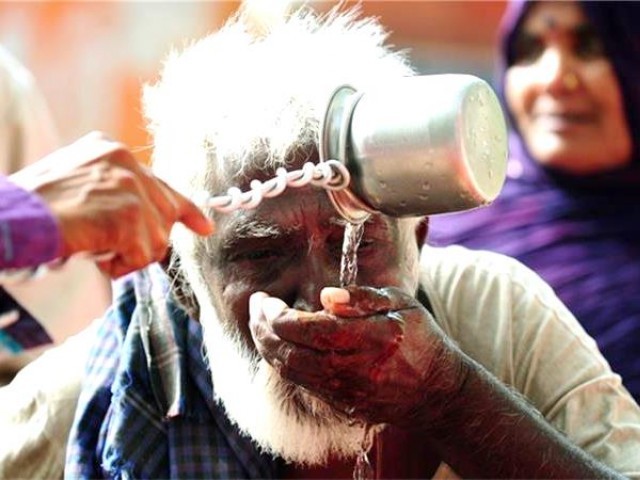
416 217 429 249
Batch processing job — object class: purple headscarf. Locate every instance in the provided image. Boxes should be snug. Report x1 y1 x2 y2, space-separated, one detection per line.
428 0 640 400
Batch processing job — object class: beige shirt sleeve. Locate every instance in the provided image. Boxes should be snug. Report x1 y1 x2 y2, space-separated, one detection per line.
420 245 640 478
0 322 98 479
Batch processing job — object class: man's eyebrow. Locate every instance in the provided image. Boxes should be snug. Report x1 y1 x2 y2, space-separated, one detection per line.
224 219 298 242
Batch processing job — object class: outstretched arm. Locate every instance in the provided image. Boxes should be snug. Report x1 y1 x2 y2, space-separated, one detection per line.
249 286 630 479
5 132 213 277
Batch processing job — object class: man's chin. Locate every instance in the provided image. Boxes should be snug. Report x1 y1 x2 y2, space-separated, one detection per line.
224 358 373 466
201 315 376 466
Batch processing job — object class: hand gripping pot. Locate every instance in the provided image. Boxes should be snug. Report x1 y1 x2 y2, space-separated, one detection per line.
319 74 508 223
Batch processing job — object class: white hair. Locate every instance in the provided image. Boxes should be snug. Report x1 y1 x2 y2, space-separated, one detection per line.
199 300 383 466
143 5 424 462
143 3 421 269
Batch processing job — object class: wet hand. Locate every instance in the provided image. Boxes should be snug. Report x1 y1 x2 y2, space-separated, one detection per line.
249 285 466 427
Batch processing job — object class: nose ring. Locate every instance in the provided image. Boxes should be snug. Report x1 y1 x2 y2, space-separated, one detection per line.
563 72 579 91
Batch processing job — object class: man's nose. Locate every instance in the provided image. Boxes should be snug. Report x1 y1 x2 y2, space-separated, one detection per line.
537 46 579 94
291 253 341 312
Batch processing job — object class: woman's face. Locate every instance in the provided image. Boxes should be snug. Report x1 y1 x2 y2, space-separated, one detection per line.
505 1 632 174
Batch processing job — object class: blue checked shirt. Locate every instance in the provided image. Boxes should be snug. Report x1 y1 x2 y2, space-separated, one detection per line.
65 263 280 479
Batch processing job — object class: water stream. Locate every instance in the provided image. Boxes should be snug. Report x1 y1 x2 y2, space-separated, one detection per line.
339 221 376 480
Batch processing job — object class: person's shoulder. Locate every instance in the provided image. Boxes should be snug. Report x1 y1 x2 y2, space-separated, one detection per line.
421 244 538 280
0 45 38 106
419 244 554 304
0 45 35 86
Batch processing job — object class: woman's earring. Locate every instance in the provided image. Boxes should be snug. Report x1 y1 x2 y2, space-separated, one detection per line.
562 72 579 91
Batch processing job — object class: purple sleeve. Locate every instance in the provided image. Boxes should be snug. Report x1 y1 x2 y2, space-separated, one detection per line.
0 175 62 269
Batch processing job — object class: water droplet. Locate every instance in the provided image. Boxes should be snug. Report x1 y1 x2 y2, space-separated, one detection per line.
353 453 374 480
352 424 376 480
340 222 365 287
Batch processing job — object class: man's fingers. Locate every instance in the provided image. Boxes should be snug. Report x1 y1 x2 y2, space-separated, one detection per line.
174 192 215 236
320 287 351 310
61 132 125 170
178 200 215 236
95 224 157 279
250 291 402 351
249 291 270 321
321 286 393 317
153 179 214 237
322 285 419 318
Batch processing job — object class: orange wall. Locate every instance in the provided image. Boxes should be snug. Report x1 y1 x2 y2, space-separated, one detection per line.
0 1 505 164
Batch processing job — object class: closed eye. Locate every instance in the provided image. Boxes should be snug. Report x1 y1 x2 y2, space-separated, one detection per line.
356 238 380 259
574 25 605 60
511 32 544 65
231 248 282 262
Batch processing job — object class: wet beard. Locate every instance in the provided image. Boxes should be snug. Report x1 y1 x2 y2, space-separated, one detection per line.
199 302 376 467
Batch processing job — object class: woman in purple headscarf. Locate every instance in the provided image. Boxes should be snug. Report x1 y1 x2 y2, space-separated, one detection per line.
428 0 640 401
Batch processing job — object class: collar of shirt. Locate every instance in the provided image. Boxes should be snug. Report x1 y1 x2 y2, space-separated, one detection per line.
65 263 279 479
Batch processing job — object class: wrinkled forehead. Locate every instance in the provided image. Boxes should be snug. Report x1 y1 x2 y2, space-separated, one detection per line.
208 144 320 195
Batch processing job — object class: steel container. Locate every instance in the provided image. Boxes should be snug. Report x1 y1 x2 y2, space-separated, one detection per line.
319 74 508 223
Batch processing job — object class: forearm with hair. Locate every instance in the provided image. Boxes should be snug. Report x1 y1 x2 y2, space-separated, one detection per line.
422 354 625 479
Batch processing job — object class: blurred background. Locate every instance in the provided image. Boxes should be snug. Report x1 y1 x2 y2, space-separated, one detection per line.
0 0 506 164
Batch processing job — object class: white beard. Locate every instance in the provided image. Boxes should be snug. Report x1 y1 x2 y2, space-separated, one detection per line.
199 301 380 467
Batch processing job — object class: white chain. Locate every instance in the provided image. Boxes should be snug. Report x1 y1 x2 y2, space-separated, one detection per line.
194 159 350 212
0 160 351 285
